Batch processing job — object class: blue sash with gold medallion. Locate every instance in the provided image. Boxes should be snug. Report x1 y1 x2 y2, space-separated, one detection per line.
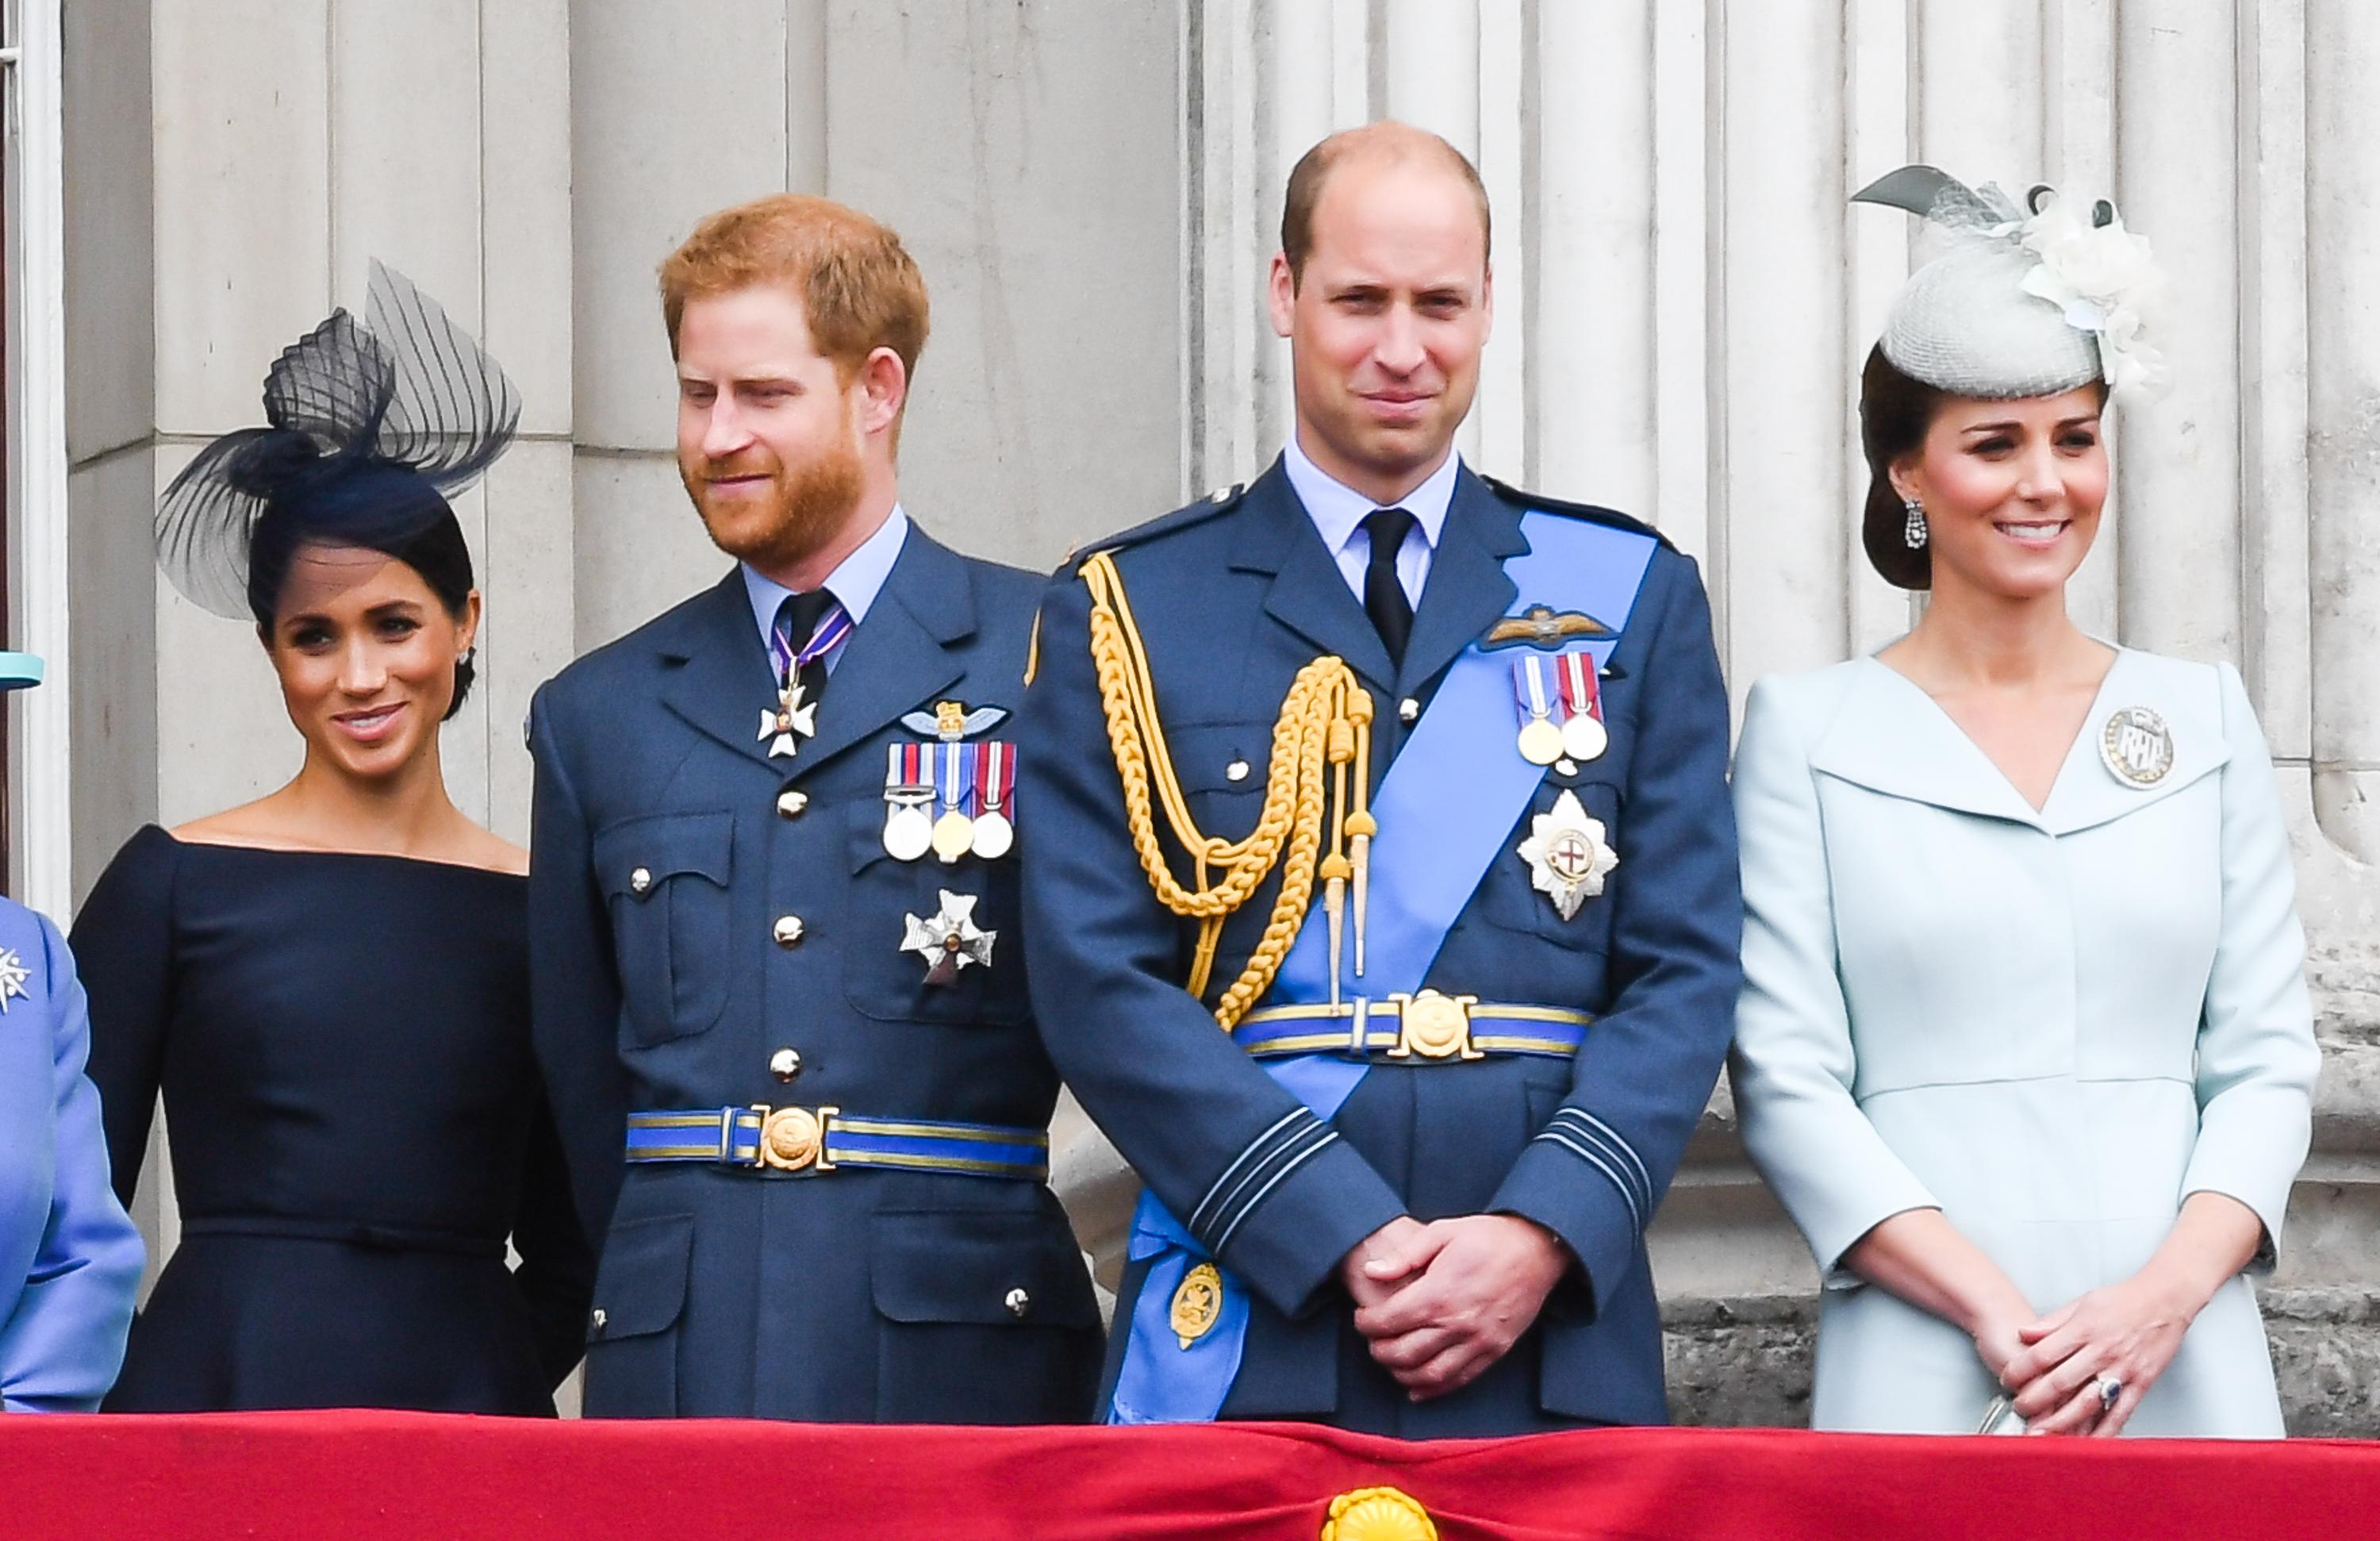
1106 509 1659 1424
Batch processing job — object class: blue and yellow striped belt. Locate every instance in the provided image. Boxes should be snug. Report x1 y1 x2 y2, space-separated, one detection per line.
624 1105 1048 1181
1231 989 1591 1063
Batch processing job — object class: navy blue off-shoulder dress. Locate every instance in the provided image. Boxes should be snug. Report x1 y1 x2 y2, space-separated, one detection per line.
75 825 593 1413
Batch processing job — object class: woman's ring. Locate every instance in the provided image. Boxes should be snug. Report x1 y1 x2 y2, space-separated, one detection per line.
2094 1375 2123 1410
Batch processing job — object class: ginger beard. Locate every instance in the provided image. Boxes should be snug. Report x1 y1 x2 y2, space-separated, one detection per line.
681 394 866 571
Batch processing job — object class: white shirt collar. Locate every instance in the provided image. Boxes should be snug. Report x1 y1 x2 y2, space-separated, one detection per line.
740 503 911 647
1281 432 1459 559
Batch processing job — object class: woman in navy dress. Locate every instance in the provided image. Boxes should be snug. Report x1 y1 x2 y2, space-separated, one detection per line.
75 264 591 1413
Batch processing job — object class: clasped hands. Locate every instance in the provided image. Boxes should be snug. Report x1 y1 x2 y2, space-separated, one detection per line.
1337 1213 1571 1402
1978 1274 2196 1437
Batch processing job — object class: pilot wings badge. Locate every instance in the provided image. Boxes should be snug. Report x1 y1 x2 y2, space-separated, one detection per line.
1515 790 1618 920
1482 603 1615 652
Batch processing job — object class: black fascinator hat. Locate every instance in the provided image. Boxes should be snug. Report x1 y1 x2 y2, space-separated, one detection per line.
156 260 520 621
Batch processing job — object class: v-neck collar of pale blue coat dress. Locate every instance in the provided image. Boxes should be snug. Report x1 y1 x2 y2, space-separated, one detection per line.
1808 647 2234 837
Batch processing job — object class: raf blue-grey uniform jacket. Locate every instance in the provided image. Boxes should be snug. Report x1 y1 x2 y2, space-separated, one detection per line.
1018 459 1741 1434
528 525 1100 1421
0 898 144 1410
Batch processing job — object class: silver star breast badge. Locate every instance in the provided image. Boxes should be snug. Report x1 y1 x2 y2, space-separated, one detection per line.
1515 789 1619 920
901 890 997 986
758 678 821 759
0 947 30 1014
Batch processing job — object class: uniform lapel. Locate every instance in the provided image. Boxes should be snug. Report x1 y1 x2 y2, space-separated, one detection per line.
791 525 973 774
1396 467 1523 698
1236 460 1399 695
658 571 787 769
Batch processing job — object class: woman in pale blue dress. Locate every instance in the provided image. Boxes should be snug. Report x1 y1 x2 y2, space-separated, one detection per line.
1728 167 2319 1438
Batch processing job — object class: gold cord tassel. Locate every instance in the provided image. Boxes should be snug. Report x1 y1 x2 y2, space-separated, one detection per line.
1080 551 1376 1028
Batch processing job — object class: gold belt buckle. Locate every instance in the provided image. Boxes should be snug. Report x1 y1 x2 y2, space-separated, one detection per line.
751 1104 839 1172
1385 990 1484 1061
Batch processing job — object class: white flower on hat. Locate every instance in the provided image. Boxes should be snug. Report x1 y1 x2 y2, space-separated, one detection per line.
2005 192 2171 399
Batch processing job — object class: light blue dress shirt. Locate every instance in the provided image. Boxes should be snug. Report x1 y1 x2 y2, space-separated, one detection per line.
1281 434 1458 609
739 502 911 676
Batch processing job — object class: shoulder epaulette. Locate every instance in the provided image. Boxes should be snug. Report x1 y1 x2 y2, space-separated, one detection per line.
1480 474 1676 551
1073 481 1250 566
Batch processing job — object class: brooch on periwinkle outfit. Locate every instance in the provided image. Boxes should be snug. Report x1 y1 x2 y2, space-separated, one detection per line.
0 948 28 1013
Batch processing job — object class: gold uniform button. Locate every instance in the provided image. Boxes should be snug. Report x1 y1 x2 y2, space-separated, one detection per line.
777 788 808 819
1398 697 1421 724
773 915 805 948
769 1047 803 1083
628 867 653 896
1004 1287 1032 1320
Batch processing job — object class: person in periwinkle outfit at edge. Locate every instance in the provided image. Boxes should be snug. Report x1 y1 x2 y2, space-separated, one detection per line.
0 652 144 1411
72 264 593 1413
1727 166 2320 1438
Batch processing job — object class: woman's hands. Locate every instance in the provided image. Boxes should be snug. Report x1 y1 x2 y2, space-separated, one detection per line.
2002 1276 2193 1435
1998 1192 2267 1435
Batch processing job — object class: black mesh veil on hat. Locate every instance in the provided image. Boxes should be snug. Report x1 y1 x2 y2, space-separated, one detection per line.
156 260 521 619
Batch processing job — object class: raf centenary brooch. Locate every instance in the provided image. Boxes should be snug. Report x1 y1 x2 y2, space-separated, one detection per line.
2098 705 2175 789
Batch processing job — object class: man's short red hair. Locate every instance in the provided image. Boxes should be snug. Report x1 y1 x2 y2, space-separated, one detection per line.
660 193 931 398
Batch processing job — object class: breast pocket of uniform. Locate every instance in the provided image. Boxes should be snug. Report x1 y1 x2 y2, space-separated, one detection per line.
1484 775 1624 955
843 802 1031 1027
593 811 734 1048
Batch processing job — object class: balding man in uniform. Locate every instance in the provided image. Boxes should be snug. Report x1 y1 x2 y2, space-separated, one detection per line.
1019 124 1741 1435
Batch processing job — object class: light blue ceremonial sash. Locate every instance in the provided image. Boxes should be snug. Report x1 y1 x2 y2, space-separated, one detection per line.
1107 510 1658 1424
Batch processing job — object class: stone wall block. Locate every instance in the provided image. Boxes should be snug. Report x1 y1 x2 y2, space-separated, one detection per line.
481 443 578 841
66 451 160 901
152 0 332 434
571 452 735 651
822 1 1187 570
570 0 789 455
483 0 578 439
63 0 155 465
328 0 484 314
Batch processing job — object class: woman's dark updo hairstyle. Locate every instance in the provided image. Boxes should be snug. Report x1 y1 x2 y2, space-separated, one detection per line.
1858 344 2110 592
1857 346 1949 592
243 467 479 722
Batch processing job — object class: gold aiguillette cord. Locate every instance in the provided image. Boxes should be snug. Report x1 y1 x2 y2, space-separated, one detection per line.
1079 550 1376 1028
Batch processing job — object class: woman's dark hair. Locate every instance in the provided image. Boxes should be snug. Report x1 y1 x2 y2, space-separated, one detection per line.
1857 345 1949 592
1858 344 2114 591
246 478 479 722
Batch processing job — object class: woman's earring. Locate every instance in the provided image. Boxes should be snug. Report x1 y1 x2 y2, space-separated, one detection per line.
1902 497 1928 550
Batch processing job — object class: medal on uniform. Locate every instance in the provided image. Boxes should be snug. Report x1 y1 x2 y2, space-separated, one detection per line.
0 948 28 1014
1511 655 1564 766
1556 649 1608 763
758 678 818 760
2098 705 2175 789
901 890 996 986
882 743 935 861
760 602 853 759
972 740 1016 859
931 741 977 863
1515 788 1619 920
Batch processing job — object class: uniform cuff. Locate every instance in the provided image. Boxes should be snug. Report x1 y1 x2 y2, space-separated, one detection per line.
1193 1109 1406 1319
1490 1109 1657 1319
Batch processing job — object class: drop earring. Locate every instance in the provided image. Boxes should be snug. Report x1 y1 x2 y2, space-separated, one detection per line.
1902 497 1928 550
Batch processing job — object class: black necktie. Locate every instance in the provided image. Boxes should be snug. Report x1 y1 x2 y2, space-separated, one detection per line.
1361 507 1418 667
774 588 840 707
